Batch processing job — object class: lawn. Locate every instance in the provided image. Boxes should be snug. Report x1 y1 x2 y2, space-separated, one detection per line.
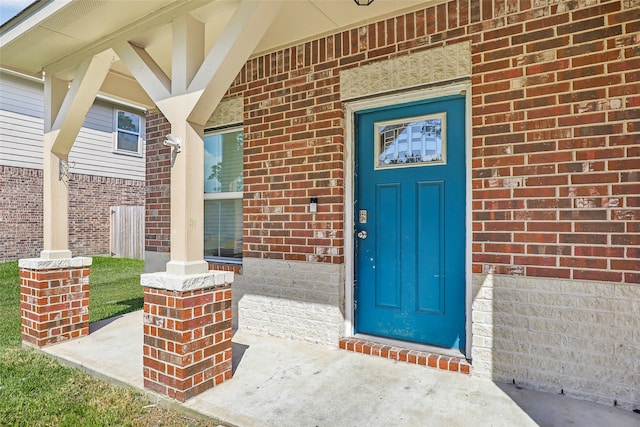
0 256 222 426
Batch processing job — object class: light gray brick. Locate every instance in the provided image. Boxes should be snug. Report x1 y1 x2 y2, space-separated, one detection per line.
236 258 343 347
503 314 529 328
615 283 640 300
514 303 563 319
614 308 640 329
613 342 640 359
471 274 639 410
528 318 570 334
493 337 528 354
562 336 615 355
561 280 597 296
528 292 577 308
492 325 516 340
561 308 616 324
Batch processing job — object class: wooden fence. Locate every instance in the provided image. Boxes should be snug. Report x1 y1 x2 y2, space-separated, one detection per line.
110 206 144 260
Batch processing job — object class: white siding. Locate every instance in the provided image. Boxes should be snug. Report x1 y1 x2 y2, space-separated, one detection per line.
0 72 145 181
71 100 146 179
0 75 44 170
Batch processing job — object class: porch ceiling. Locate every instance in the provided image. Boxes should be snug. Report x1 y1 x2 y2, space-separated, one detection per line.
0 0 434 108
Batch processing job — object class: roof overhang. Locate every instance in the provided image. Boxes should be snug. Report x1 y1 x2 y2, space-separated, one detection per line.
0 0 439 108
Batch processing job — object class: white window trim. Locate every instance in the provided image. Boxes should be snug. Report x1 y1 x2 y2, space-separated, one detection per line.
113 108 144 157
204 192 243 201
204 125 244 264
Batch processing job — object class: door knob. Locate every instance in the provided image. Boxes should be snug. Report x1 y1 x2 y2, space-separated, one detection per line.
357 230 368 239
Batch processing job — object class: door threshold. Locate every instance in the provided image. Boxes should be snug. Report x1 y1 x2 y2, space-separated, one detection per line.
355 334 466 359
339 335 471 375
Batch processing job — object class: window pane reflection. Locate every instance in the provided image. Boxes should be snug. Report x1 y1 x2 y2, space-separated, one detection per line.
204 199 243 259
204 130 244 193
376 114 445 168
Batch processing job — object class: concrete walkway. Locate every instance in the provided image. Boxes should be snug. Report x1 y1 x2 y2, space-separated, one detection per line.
42 311 639 427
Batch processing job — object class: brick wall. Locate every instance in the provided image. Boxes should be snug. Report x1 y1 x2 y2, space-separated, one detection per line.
145 1 639 284
236 0 637 282
0 166 43 261
144 110 172 255
472 274 640 409
20 258 91 347
235 257 344 345
468 0 639 284
0 165 144 261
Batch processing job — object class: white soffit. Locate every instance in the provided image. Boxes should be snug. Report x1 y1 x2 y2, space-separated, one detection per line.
254 0 432 54
0 0 441 101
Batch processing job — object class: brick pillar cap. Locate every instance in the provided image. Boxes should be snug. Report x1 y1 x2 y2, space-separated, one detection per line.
141 271 233 291
19 256 92 270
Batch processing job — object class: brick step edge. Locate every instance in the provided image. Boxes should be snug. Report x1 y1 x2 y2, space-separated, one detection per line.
339 337 471 375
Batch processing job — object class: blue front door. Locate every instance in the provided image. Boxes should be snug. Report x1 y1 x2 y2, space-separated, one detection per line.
354 95 466 352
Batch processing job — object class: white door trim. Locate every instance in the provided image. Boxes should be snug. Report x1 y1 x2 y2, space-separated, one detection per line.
343 81 473 357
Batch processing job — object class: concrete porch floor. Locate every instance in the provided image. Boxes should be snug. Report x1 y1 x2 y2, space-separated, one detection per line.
40 311 638 427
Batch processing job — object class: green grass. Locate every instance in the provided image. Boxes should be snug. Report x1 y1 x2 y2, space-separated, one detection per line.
0 261 20 348
89 256 145 323
0 257 221 426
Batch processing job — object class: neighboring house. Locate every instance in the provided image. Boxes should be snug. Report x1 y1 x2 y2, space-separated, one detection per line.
0 69 146 261
2 0 638 411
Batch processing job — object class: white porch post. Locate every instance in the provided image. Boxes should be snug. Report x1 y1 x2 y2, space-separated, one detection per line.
112 0 282 400
160 115 208 276
160 14 208 275
20 52 112 347
42 75 70 259
115 0 282 275
41 53 113 260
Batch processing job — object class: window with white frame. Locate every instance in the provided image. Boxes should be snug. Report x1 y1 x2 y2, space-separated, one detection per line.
114 109 143 155
204 126 243 262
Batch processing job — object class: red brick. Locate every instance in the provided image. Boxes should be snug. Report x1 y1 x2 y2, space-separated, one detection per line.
573 270 622 282
143 285 232 402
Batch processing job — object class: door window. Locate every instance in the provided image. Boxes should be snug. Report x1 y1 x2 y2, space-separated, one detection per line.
375 113 446 168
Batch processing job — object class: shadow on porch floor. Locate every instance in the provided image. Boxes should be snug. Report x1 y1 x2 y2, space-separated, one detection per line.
40 311 638 427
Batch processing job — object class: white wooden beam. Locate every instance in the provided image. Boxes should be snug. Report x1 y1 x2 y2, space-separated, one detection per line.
41 51 113 258
171 14 204 95
44 75 67 132
41 74 70 259
188 0 283 125
113 42 171 102
165 117 209 276
48 52 114 157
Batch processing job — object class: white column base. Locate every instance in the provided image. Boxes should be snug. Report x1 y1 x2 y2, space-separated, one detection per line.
166 260 209 276
20 256 92 270
141 270 233 292
40 249 73 260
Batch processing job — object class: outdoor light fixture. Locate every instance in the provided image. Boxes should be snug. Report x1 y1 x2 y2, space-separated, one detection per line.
163 134 182 153
354 0 374 5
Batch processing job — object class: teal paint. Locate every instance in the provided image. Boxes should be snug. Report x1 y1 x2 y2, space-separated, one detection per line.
354 95 466 352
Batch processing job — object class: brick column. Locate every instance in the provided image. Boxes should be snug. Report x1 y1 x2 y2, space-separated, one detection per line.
19 257 92 347
141 271 233 402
